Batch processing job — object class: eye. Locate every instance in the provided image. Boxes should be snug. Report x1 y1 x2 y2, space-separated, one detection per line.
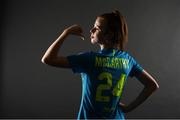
95 27 101 31
91 27 97 32
90 26 101 33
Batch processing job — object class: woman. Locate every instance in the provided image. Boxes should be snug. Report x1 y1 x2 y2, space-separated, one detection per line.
41 10 159 119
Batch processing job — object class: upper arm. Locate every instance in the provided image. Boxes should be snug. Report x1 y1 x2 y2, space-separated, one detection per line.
41 56 71 68
134 69 159 89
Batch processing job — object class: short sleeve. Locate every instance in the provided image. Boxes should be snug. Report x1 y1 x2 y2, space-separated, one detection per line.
129 57 144 77
67 52 92 73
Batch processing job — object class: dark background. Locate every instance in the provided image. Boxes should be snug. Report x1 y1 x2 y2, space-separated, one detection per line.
1 0 180 119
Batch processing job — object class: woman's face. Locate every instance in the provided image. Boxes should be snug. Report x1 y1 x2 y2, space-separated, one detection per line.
90 17 108 44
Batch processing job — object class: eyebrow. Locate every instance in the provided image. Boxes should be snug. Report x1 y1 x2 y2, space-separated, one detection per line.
95 24 101 30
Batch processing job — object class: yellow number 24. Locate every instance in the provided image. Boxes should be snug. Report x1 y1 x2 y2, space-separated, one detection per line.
95 72 126 102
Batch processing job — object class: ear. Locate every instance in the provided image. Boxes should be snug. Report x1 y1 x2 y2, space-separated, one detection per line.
102 31 114 44
104 31 114 39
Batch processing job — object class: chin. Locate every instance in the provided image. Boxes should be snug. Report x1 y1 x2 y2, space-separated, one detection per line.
91 41 96 44
91 39 97 44
91 39 98 44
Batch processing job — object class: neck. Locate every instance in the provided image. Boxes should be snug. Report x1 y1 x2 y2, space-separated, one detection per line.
100 43 119 50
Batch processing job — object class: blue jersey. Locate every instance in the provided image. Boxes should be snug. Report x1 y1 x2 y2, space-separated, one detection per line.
67 48 143 119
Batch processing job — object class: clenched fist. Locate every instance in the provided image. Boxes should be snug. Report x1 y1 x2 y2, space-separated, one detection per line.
64 24 85 40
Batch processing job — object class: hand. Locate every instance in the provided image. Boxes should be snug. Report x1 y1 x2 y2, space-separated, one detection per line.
64 24 85 40
119 102 131 113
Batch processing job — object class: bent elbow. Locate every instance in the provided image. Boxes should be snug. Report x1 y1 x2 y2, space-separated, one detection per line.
41 57 50 64
155 83 159 89
41 58 45 64
151 82 159 92
154 79 159 90
155 84 159 92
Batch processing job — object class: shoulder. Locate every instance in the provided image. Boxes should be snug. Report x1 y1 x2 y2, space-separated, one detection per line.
118 51 134 60
78 51 94 55
68 51 93 57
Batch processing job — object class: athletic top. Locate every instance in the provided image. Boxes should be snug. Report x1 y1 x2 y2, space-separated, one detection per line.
67 48 143 119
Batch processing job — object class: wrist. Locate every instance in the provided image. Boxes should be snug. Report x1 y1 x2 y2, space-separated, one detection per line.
119 103 133 113
58 30 69 40
62 29 70 36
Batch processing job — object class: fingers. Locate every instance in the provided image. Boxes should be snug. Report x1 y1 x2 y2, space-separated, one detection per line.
79 32 85 40
80 35 85 40
65 24 85 40
67 24 83 34
74 26 85 40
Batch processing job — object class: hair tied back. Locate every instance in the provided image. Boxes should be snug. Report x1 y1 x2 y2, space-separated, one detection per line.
112 10 122 17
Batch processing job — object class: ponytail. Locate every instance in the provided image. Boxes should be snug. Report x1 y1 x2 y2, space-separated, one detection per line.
112 10 128 51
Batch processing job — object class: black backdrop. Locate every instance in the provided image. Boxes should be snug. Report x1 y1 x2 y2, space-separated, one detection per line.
1 0 180 119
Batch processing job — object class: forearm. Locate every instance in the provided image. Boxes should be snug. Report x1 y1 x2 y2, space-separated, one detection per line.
41 30 68 63
120 70 159 113
41 24 84 67
125 85 157 112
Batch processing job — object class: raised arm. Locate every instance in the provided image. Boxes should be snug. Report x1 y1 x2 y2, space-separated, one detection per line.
120 69 159 113
41 24 84 68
